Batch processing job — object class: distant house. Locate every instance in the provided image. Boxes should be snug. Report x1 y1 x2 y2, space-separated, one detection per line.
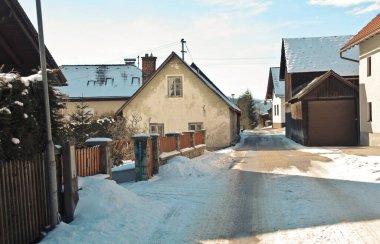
341 14 380 146
57 61 142 116
0 0 65 84
115 52 241 149
280 36 359 146
265 67 285 128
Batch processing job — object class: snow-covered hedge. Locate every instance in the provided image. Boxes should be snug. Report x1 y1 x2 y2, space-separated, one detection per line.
0 71 63 160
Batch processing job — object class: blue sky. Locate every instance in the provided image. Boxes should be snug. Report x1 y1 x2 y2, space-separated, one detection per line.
19 0 379 99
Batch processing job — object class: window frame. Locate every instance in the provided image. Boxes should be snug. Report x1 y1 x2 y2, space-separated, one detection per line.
167 75 183 97
149 123 164 136
367 56 372 77
188 122 203 131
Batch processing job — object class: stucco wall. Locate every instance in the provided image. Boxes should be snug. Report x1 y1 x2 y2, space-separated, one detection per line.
272 94 285 125
122 56 234 149
63 100 126 117
359 34 380 146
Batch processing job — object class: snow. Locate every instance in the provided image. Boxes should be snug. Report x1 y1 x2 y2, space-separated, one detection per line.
159 150 181 159
42 148 235 243
112 161 135 172
85 137 112 142
11 138 20 144
0 107 11 114
14 101 23 107
0 73 17 83
283 35 359 76
56 64 142 99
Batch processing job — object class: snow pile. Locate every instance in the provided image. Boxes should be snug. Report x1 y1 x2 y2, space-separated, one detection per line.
159 156 218 178
42 176 166 243
112 160 135 172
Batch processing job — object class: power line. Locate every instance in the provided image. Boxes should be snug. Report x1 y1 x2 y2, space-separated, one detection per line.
185 42 194 63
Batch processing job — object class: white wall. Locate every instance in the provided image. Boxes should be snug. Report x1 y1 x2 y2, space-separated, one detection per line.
272 93 285 126
359 34 380 145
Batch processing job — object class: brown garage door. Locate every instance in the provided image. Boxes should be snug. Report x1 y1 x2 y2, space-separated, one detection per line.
308 99 357 146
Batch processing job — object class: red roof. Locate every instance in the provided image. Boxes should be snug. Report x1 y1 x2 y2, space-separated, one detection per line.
341 14 380 52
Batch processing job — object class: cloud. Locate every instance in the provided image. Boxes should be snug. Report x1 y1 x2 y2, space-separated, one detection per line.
308 0 380 14
197 0 272 16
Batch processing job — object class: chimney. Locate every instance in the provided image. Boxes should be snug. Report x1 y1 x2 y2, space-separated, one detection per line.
124 58 136 66
142 53 157 84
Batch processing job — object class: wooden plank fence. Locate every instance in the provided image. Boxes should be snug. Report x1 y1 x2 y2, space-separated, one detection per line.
194 131 204 145
76 146 102 177
159 136 177 154
0 153 50 244
180 134 192 149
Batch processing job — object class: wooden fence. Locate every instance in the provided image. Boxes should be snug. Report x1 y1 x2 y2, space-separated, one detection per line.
0 153 50 244
180 134 192 149
194 131 204 145
159 136 177 154
76 146 102 177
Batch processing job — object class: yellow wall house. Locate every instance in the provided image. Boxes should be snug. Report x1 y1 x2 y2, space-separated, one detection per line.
56 60 142 118
341 14 380 146
115 52 241 149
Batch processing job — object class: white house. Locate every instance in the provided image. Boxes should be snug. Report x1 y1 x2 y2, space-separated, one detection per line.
265 67 285 128
341 14 380 146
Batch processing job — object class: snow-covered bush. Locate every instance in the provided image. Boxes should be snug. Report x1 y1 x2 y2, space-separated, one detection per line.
0 71 64 160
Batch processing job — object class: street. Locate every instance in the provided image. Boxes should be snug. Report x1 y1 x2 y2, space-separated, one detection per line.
189 129 380 243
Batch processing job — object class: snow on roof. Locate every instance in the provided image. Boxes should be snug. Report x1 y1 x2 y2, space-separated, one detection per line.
283 35 359 76
270 67 285 97
56 64 142 99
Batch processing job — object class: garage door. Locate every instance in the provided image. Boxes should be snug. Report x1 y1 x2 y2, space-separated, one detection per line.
308 99 357 146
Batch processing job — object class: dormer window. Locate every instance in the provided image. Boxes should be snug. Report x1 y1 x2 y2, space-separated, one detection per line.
132 77 140 85
168 76 182 97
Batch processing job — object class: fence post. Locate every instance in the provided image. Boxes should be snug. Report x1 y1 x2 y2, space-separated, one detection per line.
150 134 160 175
62 142 78 223
166 132 181 151
132 134 151 181
84 139 113 179
183 131 195 147
54 145 63 216
200 129 206 144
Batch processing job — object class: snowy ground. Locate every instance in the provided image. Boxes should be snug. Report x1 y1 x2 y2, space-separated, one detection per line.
41 131 380 243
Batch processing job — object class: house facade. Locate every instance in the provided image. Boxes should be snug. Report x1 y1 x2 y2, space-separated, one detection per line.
265 67 285 128
341 14 380 146
116 52 241 149
281 35 359 146
57 61 142 117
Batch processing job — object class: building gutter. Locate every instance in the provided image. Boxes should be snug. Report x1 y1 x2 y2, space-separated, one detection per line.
339 51 359 63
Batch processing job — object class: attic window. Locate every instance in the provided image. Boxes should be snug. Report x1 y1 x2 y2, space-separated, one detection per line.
132 77 140 85
168 76 183 97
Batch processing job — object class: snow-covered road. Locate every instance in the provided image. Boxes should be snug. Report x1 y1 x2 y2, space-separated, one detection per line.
41 129 380 243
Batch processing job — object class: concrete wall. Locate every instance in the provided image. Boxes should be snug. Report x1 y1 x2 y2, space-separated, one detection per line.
122 55 235 149
359 34 380 146
62 100 126 117
272 94 285 127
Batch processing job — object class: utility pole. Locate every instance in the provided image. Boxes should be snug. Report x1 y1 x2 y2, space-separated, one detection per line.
181 38 187 60
36 0 59 228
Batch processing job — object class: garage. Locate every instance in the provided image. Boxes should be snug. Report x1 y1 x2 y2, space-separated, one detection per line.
308 99 357 146
287 70 359 146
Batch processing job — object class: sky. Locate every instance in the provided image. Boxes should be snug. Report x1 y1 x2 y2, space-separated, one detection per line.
19 0 379 99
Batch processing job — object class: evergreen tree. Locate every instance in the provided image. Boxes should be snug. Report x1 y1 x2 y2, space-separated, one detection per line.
237 89 258 130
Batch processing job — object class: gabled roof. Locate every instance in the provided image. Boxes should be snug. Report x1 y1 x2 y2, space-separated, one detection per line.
115 52 240 116
289 70 358 102
265 67 284 99
56 64 141 100
0 0 66 84
341 14 380 52
280 35 359 79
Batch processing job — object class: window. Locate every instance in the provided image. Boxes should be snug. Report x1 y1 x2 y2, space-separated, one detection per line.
132 77 140 85
276 105 280 116
368 102 372 122
168 76 183 97
188 122 203 131
149 123 164 136
367 57 372 77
